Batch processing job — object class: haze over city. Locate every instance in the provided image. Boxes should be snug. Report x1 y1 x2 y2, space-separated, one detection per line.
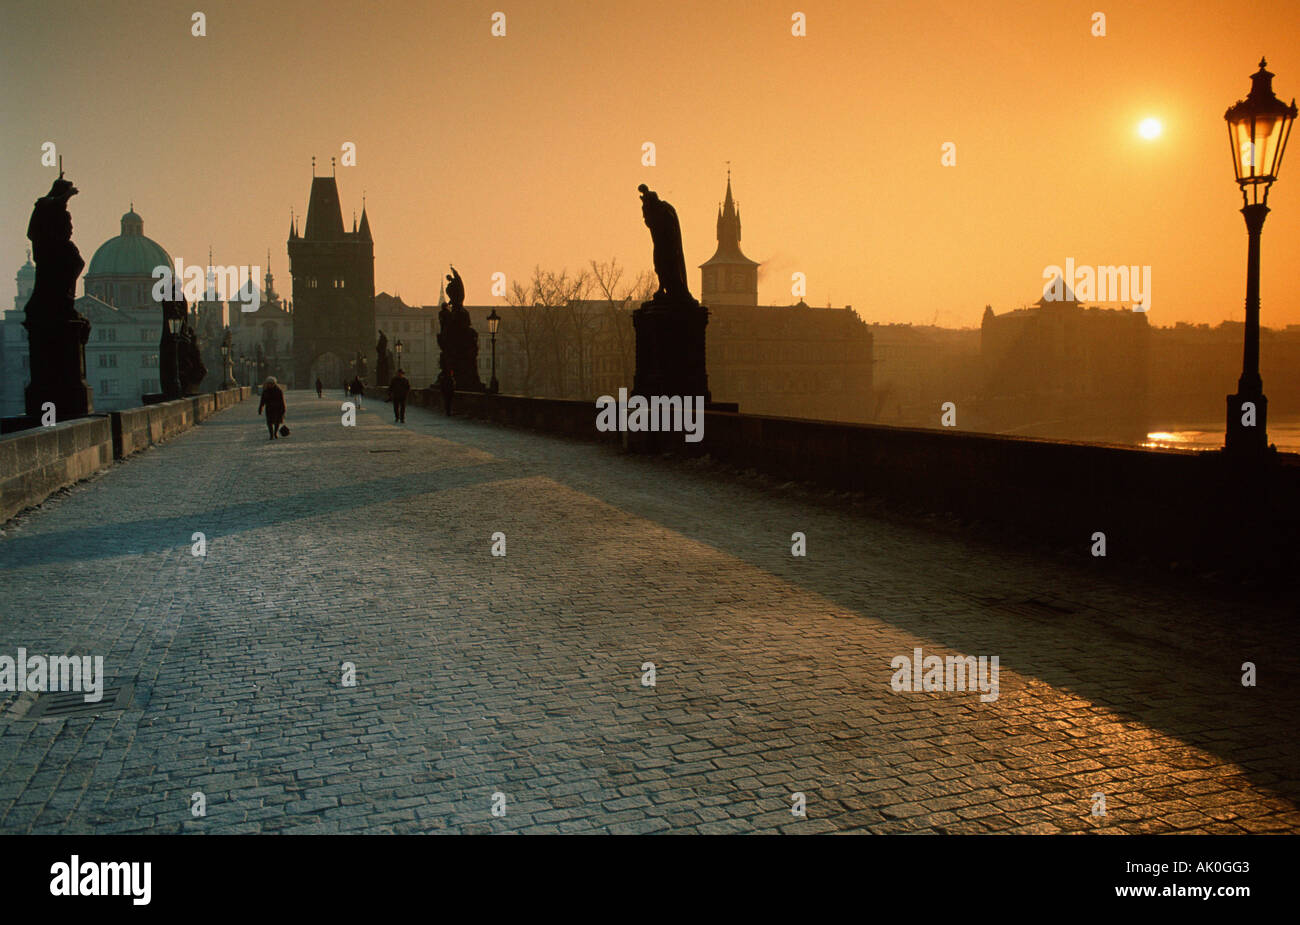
3 0 1298 327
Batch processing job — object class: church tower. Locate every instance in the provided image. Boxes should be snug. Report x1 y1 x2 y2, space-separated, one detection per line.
699 171 759 307
288 167 374 387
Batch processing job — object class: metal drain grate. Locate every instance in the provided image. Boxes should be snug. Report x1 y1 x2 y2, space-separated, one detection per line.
23 684 132 720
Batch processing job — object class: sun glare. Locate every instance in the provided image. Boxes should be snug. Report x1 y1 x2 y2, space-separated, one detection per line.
1138 117 1163 139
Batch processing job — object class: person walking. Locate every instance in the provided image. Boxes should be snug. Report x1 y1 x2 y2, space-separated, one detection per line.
438 368 456 417
315 377 323 399
258 376 286 440
349 375 365 409
389 368 411 423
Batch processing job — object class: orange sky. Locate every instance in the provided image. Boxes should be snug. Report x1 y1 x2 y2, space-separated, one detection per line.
2 0 1298 328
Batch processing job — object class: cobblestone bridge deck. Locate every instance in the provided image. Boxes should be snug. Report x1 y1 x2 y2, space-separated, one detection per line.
0 391 1296 834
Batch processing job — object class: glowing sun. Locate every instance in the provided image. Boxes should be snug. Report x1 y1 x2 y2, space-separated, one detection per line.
1138 117 1163 140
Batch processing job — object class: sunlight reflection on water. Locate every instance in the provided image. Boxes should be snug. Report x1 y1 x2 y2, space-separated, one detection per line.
1141 424 1300 453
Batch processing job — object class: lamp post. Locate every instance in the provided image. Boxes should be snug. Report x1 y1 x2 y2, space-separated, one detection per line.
1224 58 1297 457
487 308 501 394
162 310 183 400
395 339 403 376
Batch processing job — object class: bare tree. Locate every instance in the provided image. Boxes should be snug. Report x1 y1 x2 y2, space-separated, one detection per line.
505 274 546 395
504 262 653 398
590 258 653 391
504 266 591 397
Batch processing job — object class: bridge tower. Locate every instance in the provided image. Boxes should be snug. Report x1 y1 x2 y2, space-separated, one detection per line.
288 168 374 388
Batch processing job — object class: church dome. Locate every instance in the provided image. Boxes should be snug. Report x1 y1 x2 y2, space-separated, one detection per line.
86 207 173 279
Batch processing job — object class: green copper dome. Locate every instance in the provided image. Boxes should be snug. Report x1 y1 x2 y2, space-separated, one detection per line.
86 208 173 279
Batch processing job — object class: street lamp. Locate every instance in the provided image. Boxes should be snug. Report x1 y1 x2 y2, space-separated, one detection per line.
487 308 501 394
395 339 403 374
220 342 237 389
161 307 182 400
1224 58 1297 456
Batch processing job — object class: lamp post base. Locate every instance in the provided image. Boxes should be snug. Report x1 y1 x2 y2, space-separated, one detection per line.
1225 390 1270 456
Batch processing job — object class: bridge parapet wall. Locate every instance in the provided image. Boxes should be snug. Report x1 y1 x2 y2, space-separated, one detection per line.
389 388 1300 578
0 415 114 524
0 387 250 523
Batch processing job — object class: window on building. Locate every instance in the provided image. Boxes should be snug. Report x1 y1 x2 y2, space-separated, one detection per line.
98 354 118 368
140 328 152 341
98 380 113 395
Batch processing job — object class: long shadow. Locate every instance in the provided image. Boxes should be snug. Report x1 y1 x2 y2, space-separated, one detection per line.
431 409 1300 811
0 462 517 570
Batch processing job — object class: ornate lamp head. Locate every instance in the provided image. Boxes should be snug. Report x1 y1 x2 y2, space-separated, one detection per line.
1226 58 1298 206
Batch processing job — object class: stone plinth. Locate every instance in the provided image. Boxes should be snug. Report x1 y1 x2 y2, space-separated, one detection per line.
632 298 710 403
24 316 92 421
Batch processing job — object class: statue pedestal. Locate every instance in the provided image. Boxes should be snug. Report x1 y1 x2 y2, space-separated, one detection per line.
632 297 710 402
436 311 486 392
25 317 92 420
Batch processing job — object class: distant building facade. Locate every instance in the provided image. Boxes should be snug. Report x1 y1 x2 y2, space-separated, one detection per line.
374 293 438 388
1149 321 1300 425
708 303 872 422
81 296 166 409
0 255 37 416
289 176 374 388
866 323 982 428
229 259 293 386
978 288 1151 442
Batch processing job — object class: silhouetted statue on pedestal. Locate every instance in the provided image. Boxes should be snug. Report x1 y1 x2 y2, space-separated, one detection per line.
638 184 693 304
436 266 485 391
446 265 465 310
632 186 710 404
177 317 207 395
376 330 390 386
23 175 92 420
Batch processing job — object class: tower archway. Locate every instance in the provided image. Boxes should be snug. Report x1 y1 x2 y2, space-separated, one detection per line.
309 351 344 389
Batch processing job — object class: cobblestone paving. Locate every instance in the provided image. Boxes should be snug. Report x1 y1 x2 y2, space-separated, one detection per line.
0 391 1297 834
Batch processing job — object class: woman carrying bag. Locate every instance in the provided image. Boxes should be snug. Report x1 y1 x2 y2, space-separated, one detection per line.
258 377 287 440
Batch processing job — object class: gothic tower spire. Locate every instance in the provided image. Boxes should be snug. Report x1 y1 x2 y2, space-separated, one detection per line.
700 169 759 307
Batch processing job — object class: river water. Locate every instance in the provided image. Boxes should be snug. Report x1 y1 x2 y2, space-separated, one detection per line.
1140 422 1300 454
